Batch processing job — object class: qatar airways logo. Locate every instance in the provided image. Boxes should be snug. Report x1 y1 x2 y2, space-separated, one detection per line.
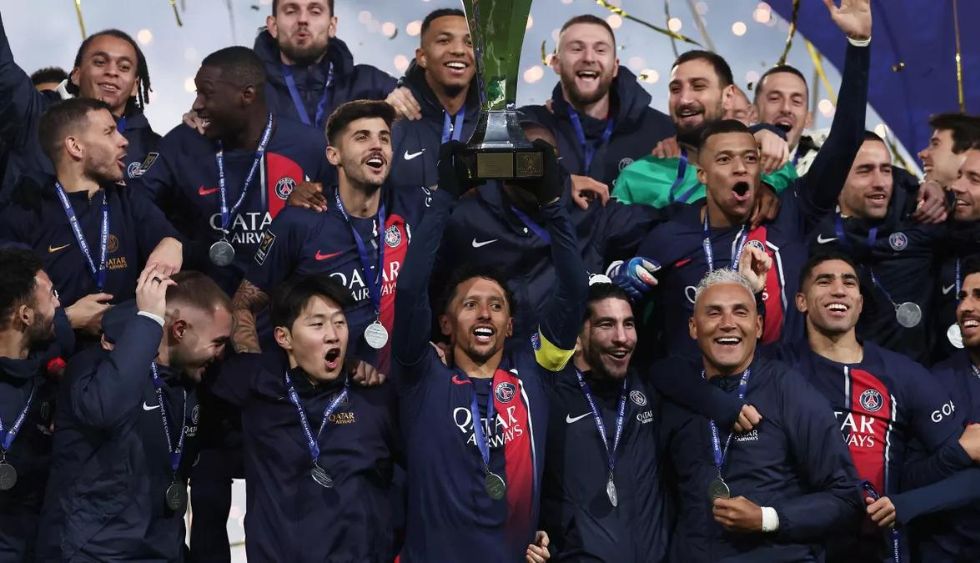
209 212 273 245
329 261 402 303
453 405 525 448
835 411 880 448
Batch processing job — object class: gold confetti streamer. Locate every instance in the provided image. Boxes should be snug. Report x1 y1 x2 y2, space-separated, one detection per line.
953 0 965 111
595 0 701 47
73 0 87 39
775 0 800 67
169 0 184 26
805 40 837 106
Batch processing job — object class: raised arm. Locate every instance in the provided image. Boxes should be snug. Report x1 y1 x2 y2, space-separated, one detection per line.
0 11 48 149
231 279 270 354
795 0 872 222
69 266 171 429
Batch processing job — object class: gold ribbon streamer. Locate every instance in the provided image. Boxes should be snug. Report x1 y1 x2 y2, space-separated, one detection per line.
952 0 965 111
540 40 552 66
169 0 184 27
805 40 837 106
73 0 87 39
776 0 800 66
663 0 679 58
595 0 701 47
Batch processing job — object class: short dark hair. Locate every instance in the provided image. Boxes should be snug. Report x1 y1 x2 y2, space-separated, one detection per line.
421 8 466 38
166 271 231 315
325 100 396 145
928 113 980 154
672 50 733 88
699 118 753 150
30 66 68 87
272 0 334 17
0 247 44 331
962 255 980 283
798 250 862 292
71 29 152 111
754 64 808 102
559 14 617 48
863 130 886 144
201 46 267 90
583 283 632 322
441 263 515 316
271 274 352 329
38 97 113 164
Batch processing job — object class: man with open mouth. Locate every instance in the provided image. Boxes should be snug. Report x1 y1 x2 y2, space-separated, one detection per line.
0 12 162 202
392 139 586 562
657 267 861 562
210 273 399 562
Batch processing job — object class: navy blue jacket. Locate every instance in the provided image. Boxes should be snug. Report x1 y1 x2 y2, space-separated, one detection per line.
36 314 200 562
0 355 58 561
246 184 428 373
658 355 861 562
389 62 481 189
541 367 669 562
931 221 980 362
210 352 398 562
132 118 331 294
393 189 588 562
903 351 980 561
0 182 178 309
254 30 397 131
0 14 160 203
438 181 662 341
520 68 674 186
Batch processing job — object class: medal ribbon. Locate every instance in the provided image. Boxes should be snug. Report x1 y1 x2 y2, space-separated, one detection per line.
0 383 37 453
702 213 748 273
956 257 962 297
461 371 498 471
54 183 109 289
150 363 187 474
116 115 127 134
510 206 552 244
283 371 350 465
574 370 628 479
705 369 751 474
669 149 699 204
333 189 386 315
281 62 334 129
441 110 466 144
861 481 901 563
215 113 274 237
566 106 614 175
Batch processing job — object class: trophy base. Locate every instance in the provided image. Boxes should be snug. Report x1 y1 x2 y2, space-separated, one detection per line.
464 109 544 180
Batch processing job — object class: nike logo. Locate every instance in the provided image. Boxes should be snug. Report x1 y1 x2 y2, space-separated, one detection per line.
565 412 591 424
451 374 471 385
403 149 425 161
816 234 838 244
198 185 219 196
48 243 71 253
471 238 498 248
315 250 342 262
942 283 957 295
142 401 161 411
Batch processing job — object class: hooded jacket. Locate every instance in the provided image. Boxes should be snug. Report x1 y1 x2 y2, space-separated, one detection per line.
253 29 397 131
519 67 674 186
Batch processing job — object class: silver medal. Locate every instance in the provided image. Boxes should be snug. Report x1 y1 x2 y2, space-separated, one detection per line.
209 240 236 267
364 321 389 350
895 302 922 328
0 462 17 491
606 475 618 507
948 323 965 349
165 481 187 511
484 471 507 500
312 465 334 488
708 476 731 500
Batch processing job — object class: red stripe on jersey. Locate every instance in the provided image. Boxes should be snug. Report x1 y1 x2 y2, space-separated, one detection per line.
747 226 784 343
375 213 409 374
264 152 304 219
493 369 534 546
847 368 892 493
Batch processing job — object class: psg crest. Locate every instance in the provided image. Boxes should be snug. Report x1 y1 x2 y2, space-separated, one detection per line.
384 225 402 248
494 382 516 403
859 389 884 413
